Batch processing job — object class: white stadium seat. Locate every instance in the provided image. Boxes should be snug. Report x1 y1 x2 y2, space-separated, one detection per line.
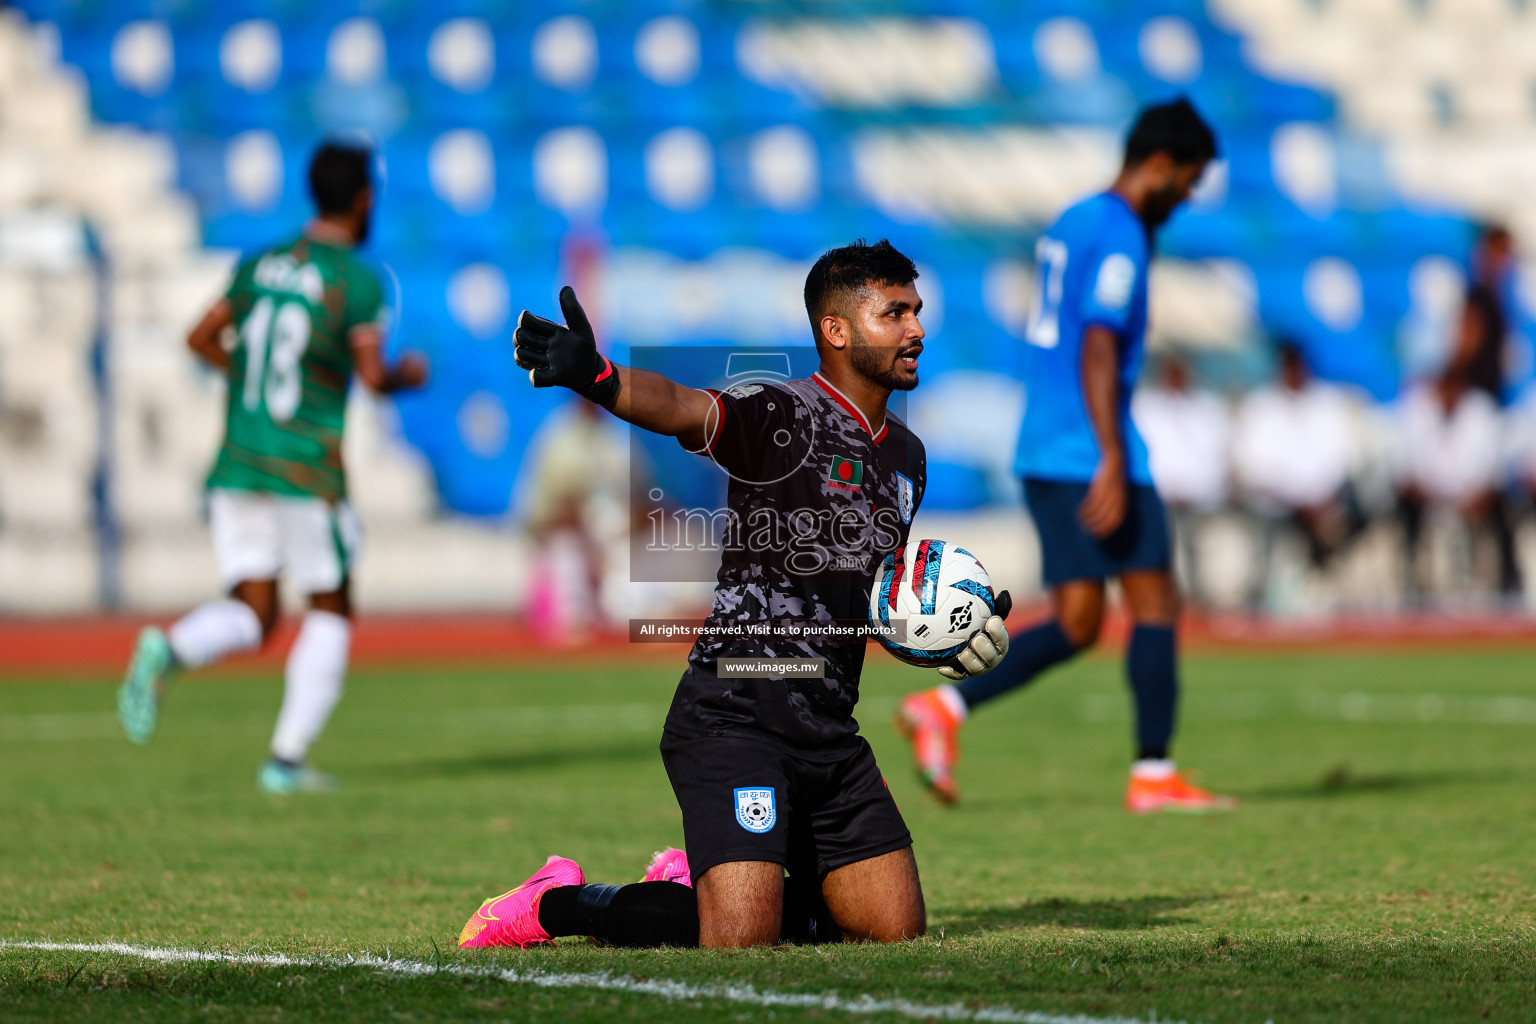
117 531 218 611
0 460 95 530
737 18 996 108
0 531 99 612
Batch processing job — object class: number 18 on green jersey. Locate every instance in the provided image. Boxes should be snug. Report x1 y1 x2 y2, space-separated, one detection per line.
207 234 385 502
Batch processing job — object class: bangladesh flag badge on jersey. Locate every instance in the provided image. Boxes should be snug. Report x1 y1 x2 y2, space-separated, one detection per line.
827 456 863 490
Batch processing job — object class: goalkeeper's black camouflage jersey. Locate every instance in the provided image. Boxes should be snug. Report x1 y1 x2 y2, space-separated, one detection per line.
664 373 927 757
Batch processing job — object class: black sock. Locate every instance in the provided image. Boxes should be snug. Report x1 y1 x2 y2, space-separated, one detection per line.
1126 624 1178 761
779 874 841 945
538 882 699 948
536 877 841 947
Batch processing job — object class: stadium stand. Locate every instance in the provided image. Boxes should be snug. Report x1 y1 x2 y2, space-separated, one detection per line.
2 0 1532 613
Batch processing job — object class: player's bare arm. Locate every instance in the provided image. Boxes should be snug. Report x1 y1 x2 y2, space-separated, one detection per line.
351 326 429 394
186 299 234 370
1079 323 1128 538
513 286 717 450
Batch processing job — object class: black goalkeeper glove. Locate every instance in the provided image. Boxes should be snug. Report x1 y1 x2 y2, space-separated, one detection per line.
513 286 620 407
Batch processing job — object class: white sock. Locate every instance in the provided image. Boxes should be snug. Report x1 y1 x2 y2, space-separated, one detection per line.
1131 758 1176 780
167 599 263 670
936 683 969 722
270 610 351 764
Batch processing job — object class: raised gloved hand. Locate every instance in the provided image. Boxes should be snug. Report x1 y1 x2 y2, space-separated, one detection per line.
939 589 1012 680
513 286 619 406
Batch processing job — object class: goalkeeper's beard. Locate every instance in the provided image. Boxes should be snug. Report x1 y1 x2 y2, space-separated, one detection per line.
848 324 919 392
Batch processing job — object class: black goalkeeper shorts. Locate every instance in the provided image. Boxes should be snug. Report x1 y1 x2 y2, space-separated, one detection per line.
659 730 912 884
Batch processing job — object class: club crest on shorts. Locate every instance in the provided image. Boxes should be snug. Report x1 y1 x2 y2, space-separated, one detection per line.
734 787 776 833
895 472 914 524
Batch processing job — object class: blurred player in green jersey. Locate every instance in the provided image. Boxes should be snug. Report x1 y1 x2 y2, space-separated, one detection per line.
117 142 428 793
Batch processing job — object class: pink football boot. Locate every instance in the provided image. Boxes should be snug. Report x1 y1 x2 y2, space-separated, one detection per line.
458 854 584 948
641 847 692 888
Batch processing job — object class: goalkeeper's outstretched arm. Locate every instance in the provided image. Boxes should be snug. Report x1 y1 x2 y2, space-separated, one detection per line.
514 286 717 452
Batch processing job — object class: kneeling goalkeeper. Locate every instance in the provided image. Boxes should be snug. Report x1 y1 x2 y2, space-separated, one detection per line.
458 241 1008 948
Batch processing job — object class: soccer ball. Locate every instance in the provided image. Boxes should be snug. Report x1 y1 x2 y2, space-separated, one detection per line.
868 539 996 667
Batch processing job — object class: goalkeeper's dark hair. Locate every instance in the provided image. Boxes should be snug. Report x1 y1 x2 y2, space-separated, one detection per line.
804 238 919 340
308 141 374 215
1123 98 1218 168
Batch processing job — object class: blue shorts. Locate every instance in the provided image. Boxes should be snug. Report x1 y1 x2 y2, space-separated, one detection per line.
1023 477 1172 586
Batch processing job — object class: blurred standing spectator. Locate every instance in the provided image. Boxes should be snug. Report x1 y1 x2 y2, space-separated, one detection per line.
1509 386 1536 596
1510 383 1536 498
1231 342 1361 611
1395 367 1519 599
1453 224 1514 404
1133 355 1230 607
519 398 631 643
1443 223 1523 597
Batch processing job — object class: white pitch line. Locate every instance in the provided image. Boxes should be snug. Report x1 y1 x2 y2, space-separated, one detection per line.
0 940 1184 1024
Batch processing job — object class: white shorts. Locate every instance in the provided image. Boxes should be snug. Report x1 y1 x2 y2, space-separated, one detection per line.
208 488 361 594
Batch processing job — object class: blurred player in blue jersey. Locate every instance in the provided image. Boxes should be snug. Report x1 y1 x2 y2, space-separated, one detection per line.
898 99 1235 813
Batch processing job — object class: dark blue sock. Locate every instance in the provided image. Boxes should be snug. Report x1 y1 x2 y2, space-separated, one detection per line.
1126 624 1178 760
956 621 1079 710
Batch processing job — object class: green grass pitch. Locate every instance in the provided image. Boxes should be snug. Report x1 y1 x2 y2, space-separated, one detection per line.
1 646 1533 1022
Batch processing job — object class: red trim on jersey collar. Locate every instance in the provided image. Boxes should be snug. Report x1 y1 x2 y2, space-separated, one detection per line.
812 372 889 444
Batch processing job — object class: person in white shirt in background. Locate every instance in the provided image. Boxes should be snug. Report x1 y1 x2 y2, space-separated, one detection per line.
1395 365 1516 601
1231 342 1363 612
519 398 634 642
1133 355 1230 608
1508 385 1536 590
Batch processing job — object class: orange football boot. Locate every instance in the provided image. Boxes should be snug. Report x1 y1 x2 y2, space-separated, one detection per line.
894 688 963 804
1125 769 1237 814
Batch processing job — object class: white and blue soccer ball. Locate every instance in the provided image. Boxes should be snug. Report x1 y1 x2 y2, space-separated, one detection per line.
869 539 996 667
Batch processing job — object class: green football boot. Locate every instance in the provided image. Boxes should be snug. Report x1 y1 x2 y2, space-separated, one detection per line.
118 626 174 745
257 759 336 795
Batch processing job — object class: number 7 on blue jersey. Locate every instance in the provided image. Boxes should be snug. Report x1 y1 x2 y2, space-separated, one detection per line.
1026 236 1068 349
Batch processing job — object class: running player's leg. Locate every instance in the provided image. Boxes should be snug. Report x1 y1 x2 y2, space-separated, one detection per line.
260 498 357 792
1120 568 1233 812
820 846 924 942
1119 568 1178 761
167 578 275 668
119 492 276 744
